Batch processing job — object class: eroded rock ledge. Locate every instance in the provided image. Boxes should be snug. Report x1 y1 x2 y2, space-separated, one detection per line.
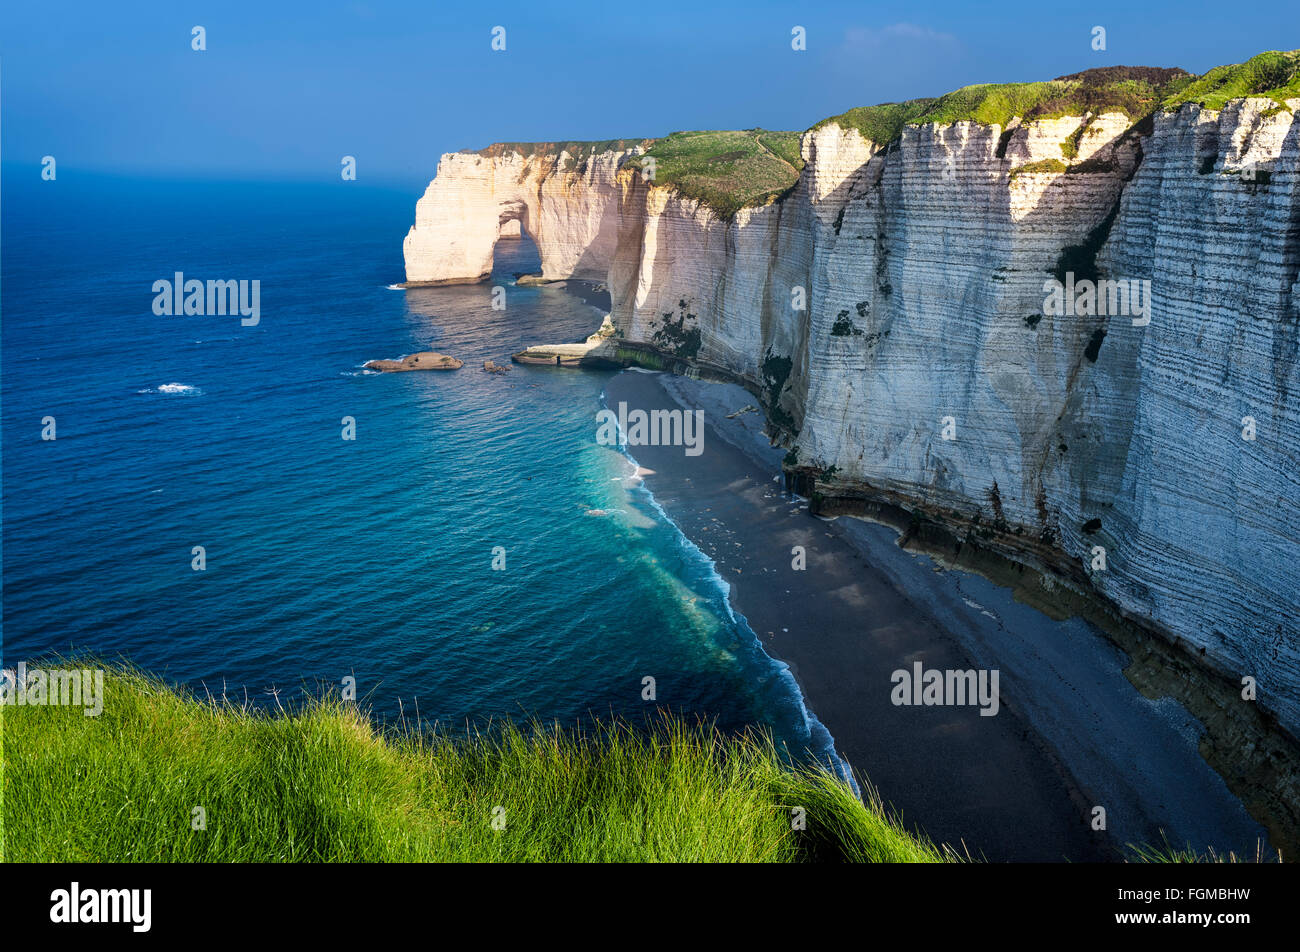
364 352 463 372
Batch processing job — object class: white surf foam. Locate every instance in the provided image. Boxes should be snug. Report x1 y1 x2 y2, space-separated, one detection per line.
138 383 202 396
604 392 857 794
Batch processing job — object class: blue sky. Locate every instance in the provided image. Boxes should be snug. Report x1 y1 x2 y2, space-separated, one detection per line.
2 0 1296 188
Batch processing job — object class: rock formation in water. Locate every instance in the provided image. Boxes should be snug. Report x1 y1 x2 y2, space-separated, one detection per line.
404 55 1300 836
365 352 463 372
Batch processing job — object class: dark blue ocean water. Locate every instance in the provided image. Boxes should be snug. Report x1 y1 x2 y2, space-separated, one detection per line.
2 175 827 759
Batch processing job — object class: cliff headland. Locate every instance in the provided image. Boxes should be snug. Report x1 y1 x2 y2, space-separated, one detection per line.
403 52 1300 852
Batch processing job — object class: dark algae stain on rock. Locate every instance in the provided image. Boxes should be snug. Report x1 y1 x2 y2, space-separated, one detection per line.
1053 202 1121 285
831 311 862 336
651 303 702 359
761 348 795 430
1084 328 1106 363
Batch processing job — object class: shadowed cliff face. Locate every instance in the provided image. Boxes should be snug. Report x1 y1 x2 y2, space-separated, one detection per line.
403 100 1300 745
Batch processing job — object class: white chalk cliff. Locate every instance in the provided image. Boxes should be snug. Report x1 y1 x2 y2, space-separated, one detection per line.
404 100 1300 751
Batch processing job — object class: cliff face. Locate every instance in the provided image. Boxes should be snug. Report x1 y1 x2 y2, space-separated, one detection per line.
1086 101 1299 689
404 101 1300 739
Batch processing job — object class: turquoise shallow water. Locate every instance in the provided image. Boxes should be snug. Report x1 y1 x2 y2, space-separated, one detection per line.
1 175 827 760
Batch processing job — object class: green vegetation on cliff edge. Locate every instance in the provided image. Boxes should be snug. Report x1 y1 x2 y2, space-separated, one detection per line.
3 663 946 862
469 51 1298 225
625 129 806 219
818 66 1191 140
469 139 651 170
1161 50 1300 112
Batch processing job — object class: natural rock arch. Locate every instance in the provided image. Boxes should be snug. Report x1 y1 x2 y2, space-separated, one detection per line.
403 145 643 285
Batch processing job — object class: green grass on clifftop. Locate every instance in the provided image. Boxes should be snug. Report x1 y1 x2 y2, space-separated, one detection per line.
920 67 1190 129
3 663 948 863
814 53 1300 143
1161 50 1300 112
817 68 1191 143
464 52 1297 221
811 99 938 145
625 129 806 220
470 139 650 166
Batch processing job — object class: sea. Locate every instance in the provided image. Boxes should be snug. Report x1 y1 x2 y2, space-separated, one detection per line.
1 174 835 768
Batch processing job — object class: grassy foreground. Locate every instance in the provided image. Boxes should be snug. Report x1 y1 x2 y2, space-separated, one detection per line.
2 665 948 863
